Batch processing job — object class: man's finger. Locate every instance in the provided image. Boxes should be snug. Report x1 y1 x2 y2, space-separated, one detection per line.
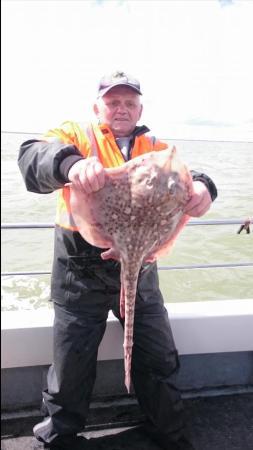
186 200 211 217
94 162 105 190
183 196 198 214
84 163 99 192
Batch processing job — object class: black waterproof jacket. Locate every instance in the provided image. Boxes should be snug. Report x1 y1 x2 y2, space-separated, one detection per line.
18 130 217 306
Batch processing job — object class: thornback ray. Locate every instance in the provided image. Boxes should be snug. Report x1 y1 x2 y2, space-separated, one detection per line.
69 147 193 393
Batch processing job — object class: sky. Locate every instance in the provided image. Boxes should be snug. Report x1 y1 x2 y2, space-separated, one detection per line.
2 0 253 140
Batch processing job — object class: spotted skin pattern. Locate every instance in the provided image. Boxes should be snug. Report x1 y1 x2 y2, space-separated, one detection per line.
70 147 193 392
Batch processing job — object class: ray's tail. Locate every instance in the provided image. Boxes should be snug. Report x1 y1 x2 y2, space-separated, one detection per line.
120 258 142 393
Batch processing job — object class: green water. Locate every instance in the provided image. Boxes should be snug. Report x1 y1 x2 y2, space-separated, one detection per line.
1 132 253 310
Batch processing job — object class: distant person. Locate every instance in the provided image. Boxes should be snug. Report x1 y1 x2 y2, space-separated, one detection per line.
237 218 251 234
18 71 217 450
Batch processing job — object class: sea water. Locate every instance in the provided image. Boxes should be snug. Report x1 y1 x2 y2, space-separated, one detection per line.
1 132 253 310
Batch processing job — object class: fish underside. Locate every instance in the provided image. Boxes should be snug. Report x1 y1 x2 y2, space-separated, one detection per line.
70 147 193 393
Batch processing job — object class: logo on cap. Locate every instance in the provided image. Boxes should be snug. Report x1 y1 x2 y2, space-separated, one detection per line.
98 71 142 97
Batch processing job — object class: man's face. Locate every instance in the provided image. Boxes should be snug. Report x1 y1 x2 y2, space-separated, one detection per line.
94 86 143 137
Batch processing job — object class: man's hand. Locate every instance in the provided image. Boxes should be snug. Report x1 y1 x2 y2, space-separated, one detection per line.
68 157 105 194
184 181 212 217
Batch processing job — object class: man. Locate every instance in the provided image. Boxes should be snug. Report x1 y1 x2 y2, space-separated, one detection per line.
18 71 217 450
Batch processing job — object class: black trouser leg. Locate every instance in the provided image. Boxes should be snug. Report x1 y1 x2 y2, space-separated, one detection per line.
34 301 108 444
121 287 185 440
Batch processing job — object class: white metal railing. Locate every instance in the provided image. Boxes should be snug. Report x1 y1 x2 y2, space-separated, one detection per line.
2 218 251 229
1 218 253 276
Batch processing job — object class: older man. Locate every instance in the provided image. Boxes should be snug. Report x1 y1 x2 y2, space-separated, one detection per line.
18 71 217 450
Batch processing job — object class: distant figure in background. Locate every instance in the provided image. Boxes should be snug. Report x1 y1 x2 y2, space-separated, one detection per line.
18 71 217 450
237 217 251 234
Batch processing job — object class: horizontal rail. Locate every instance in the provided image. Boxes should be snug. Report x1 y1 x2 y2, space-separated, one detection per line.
158 262 253 271
2 262 253 277
1 218 252 229
2 219 252 276
2 271 51 276
2 223 54 229
2 130 253 144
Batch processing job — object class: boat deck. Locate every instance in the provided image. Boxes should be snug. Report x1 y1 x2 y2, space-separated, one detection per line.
1 392 253 450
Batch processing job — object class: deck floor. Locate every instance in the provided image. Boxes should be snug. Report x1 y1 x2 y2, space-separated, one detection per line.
1 393 253 450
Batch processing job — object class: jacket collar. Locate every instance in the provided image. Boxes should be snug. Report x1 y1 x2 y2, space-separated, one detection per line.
98 122 150 138
133 125 150 136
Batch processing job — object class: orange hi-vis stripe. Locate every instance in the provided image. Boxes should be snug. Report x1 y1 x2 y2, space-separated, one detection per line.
45 121 168 231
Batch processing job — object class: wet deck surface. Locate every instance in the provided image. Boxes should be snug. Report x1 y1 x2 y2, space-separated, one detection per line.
2 393 253 450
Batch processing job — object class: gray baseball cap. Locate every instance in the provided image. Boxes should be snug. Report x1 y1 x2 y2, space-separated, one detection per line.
98 71 142 97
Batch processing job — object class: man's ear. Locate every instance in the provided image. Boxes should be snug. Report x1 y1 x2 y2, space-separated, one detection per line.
93 103 99 117
138 104 143 120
